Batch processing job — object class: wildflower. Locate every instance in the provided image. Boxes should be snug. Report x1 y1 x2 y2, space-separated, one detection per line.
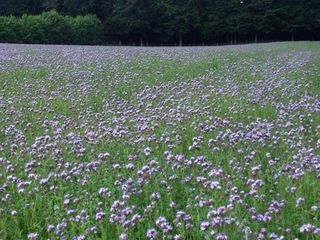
146 228 157 239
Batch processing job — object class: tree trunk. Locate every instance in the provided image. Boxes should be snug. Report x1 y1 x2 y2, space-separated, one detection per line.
179 35 183 46
254 33 258 43
291 32 295 41
140 38 143 46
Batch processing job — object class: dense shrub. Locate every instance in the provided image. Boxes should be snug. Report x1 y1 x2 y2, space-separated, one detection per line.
0 11 104 45
0 15 21 43
72 15 104 45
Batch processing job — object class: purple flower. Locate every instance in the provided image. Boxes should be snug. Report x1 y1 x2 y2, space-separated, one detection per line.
299 223 315 233
119 233 128 240
296 197 305 207
200 221 210 231
216 233 228 240
95 210 106 222
73 235 85 240
146 228 157 239
98 187 111 198
27 233 39 240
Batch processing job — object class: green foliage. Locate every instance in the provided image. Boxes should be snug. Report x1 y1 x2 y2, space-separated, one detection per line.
156 0 201 45
0 11 104 45
73 14 104 45
20 14 45 43
0 0 320 45
0 15 21 43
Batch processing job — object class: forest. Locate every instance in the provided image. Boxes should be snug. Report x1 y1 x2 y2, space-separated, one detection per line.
0 0 320 45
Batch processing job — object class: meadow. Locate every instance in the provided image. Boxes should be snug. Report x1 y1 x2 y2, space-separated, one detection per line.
0 42 319 240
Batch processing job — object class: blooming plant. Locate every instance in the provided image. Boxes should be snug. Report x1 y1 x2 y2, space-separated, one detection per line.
0 42 319 239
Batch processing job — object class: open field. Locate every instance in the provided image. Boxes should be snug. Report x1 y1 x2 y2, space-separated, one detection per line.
0 42 319 240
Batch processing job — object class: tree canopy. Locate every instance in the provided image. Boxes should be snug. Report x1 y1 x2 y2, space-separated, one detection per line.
0 0 319 45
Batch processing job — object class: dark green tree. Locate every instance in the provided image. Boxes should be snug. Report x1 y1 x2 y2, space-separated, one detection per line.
158 0 201 46
107 0 159 45
0 0 320 45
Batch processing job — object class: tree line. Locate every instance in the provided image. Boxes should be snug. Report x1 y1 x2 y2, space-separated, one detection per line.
0 11 103 44
0 0 319 46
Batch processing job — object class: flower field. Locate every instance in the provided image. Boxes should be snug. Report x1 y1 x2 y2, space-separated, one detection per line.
0 42 319 240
